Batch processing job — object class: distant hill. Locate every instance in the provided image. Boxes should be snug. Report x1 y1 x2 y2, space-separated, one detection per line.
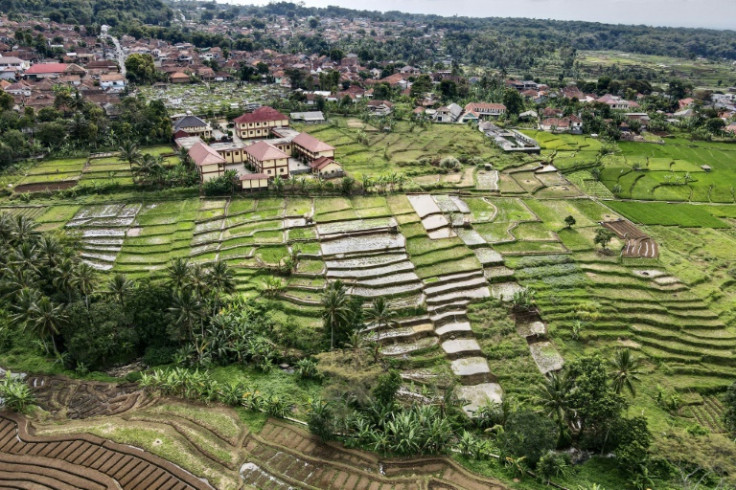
168 0 736 61
1 0 173 27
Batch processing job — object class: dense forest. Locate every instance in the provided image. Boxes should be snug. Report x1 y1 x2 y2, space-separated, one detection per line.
0 0 173 27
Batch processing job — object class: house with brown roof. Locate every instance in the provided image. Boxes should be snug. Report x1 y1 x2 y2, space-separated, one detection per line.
464 102 506 118
189 141 227 182
539 116 582 133
292 132 335 161
244 141 290 178
309 156 343 179
169 72 190 84
233 106 289 139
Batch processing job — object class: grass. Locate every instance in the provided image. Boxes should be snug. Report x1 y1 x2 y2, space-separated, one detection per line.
606 201 730 228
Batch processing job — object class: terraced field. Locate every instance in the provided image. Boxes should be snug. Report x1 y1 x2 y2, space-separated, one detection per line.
11 374 508 490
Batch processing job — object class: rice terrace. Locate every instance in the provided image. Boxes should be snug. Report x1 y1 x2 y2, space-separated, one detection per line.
4 0 736 488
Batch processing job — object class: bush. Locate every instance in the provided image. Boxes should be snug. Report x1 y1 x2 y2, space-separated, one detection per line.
500 410 558 468
143 345 178 366
0 373 35 412
537 450 571 480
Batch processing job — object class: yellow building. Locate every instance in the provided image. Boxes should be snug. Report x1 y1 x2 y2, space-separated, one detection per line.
188 142 226 182
239 173 269 190
244 141 290 178
234 106 289 139
292 132 335 161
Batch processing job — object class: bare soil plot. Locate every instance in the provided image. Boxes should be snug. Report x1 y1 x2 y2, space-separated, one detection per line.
601 219 659 258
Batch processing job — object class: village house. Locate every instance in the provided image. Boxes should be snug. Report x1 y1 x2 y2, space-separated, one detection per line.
366 99 393 116
0 56 28 71
434 103 463 123
597 94 639 110
24 63 86 80
239 173 270 191
539 116 583 133
189 141 227 182
169 72 190 84
290 111 326 124
234 106 289 139
310 156 344 179
244 141 290 178
174 114 212 139
99 73 126 91
464 102 507 118
292 132 335 161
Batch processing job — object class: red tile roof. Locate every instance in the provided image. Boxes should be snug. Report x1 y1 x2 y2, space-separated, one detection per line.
244 141 288 161
293 133 334 153
310 156 340 171
25 63 69 75
464 102 506 112
234 106 288 124
189 142 225 167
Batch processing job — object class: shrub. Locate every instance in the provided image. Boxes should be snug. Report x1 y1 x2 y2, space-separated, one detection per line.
537 450 571 480
500 410 558 468
0 373 35 412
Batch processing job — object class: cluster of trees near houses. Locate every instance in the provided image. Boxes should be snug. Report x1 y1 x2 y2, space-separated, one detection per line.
0 88 171 167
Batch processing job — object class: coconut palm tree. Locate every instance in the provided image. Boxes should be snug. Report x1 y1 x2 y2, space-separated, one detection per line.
321 280 351 350
167 257 191 291
535 371 571 429
609 348 642 396
169 288 204 341
11 216 38 244
36 235 62 270
107 273 136 307
52 257 77 303
365 297 397 330
207 261 235 313
72 262 97 309
118 140 142 168
26 296 67 353
10 242 40 273
2 268 39 301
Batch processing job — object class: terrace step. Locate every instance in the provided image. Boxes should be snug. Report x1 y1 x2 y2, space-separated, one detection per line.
365 323 435 344
435 321 473 338
427 300 474 315
422 270 484 289
441 339 482 359
455 383 503 416
450 357 493 385
426 286 490 306
358 272 421 288
349 283 424 298
325 261 415 279
430 309 468 326
364 316 432 334
424 276 488 297
324 253 408 271
379 337 438 356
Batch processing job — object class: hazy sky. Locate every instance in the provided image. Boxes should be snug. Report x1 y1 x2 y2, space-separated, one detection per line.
227 0 736 30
